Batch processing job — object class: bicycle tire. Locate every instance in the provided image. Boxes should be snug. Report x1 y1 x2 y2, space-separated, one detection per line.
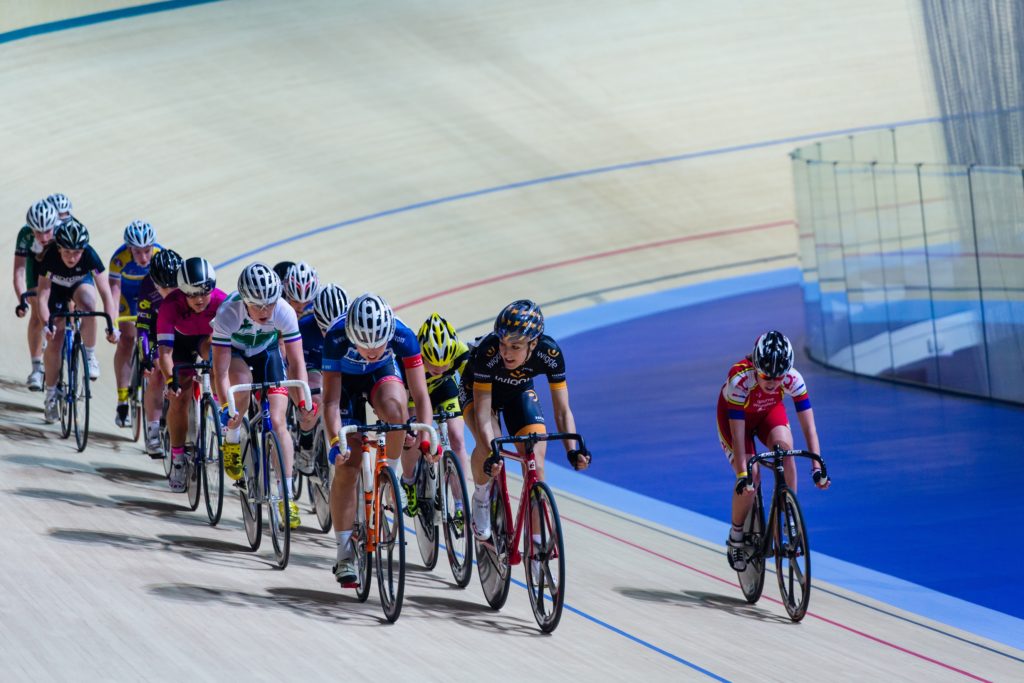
129 351 142 443
737 487 767 604
441 450 472 588
57 342 71 439
73 340 90 452
310 429 331 532
353 467 372 603
775 488 811 621
413 457 440 570
186 400 202 511
476 478 512 610
375 465 406 622
293 470 304 503
239 423 262 551
200 399 224 525
524 481 566 633
161 400 173 476
265 429 290 569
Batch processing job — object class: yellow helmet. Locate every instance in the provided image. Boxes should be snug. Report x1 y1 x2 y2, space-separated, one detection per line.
418 313 458 366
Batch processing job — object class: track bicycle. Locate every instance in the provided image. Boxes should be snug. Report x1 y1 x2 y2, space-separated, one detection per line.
735 446 830 622
171 360 225 525
47 310 114 452
340 420 439 623
477 431 586 633
410 410 472 587
226 378 312 569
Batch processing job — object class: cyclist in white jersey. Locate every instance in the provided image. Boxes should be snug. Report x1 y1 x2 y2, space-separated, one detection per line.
211 262 315 528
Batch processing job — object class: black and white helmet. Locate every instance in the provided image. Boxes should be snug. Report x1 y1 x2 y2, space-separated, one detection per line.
284 261 319 304
313 283 350 333
45 193 72 216
27 199 59 233
150 249 183 289
346 293 395 348
54 218 90 249
177 257 216 296
237 262 282 306
752 330 794 379
123 220 156 248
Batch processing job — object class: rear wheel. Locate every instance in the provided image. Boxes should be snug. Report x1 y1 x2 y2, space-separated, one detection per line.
73 341 90 452
201 399 224 525
310 430 332 532
265 430 290 569
413 458 440 570
476 479 511 610
775 488 811 621
375 466 406 622
240 425 262 551
441 451 472 588
129 352 142 443
524 482 566 633
738 487 767 604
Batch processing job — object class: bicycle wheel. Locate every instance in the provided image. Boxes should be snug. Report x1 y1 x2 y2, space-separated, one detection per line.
186 401 202 511
293 470 304 503
775 488 811 621
375 466 406 622
413 458 440 570
161 400 173 476
441 451 472 588
524 481 566 633
73 340 90 452
265 429 290 569
476 481 512 610
201 399 224 525
738 488 767 604
239 424 262 551
353 468 372 603
57 346 71 439
310 430 332 532
129 352 142 443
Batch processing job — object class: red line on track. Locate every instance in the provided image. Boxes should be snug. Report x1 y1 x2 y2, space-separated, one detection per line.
394 219 794 310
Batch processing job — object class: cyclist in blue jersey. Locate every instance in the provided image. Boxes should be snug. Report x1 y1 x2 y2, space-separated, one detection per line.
283 262 325 474
321 292 434 587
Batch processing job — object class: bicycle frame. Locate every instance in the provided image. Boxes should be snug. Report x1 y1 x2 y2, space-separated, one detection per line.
227 379 313 486
741 447 828 558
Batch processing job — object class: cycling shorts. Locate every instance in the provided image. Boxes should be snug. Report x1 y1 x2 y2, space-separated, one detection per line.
716 395 791 466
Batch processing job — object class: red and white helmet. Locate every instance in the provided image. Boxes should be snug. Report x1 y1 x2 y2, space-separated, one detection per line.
284 261 319 304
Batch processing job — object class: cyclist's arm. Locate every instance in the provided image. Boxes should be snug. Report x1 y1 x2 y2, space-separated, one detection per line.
405 360 433 441
322 369 342 444
212 344 233 411
729 417 747 477
475 383 495 449
282 337 310 405
12 255 26 298
549 384 578 452
795 407 821 464
93 270 117 319
35 275 52 328
108 278 122 314
158 344 175 381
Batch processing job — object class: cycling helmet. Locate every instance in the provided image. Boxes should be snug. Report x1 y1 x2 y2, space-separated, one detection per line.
346 293 395 348
418 313 459 366
237 262 282 306
177 257 216 296
284 261 319 304
494 299 544 342
150 249 183 289
54 218 89 249
313 283 349 333
272 261 295 281
123 220 156 248
752 330 794 378
26 200 59 233
46 193 72 215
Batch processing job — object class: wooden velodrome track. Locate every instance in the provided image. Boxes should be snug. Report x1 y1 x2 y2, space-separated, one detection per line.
1 2 1020 681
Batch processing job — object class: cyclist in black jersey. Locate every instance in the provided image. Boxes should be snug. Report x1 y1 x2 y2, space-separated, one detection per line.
459 299 590 541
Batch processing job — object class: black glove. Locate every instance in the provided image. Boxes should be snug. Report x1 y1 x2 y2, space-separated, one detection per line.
734 471 752 495
165 375 181 394
567 448 591 470
15 303 28 316
483 453 502 477
140 355 154 372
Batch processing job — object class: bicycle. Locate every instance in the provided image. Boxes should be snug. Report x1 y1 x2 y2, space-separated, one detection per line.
735 446 830 622
47 310 114 452
477 431 586 633
171 360 225 525
304 397 333 533
226 378 312 569
411 410 472 588
115 314 144 443
340 420 439 623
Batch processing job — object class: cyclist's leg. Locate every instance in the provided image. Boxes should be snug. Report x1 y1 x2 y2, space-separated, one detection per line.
718 400 758 531
221 352 253 479
41 297 69 418
26 262 44 378
503 387 547 480
367 364 411 475
72 282 99 348
757 402 796 492
145 365 165 440
295 369 321 457
114 293 137 408
329 385 366 578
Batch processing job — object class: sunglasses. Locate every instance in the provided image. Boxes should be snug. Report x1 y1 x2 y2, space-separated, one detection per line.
756 371 784 382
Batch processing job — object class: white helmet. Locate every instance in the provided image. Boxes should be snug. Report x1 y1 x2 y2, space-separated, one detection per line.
313 283 350 334
27 200 59 232
123 220 156 248
46 193 72 215
346 293 395 348
237 262 282 306
284 261 319 304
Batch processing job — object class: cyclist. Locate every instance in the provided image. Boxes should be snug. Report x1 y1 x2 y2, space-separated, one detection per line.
212 262 314 527
157 257 225 491
402 312 472 520
110 220 162 428
460 299 591 542
13 200 60 391
718 330 830 572
321 292 434 587
135 249 183 454
35 219 119 422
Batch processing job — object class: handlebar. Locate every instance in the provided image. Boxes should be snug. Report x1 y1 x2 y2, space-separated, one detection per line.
19 291 36 306
434 409 460 422
115 314 137 325
489 431 586 458
226 379 312 417
48 310 114 334
340 420 440 453
172 360 213 375
742 446 828 488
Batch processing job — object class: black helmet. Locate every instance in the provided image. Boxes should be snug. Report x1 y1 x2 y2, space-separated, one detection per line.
494 299 544 342
54 218 89 249
177 257 216 296
150 249 183 289
752 330 794 378
272 261 295 282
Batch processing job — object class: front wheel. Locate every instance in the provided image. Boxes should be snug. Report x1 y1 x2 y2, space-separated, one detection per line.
441 451 472 588
72 341 90 452
57 346 71 439
375 466 406 622
265 429 290 570
413 457 440 570
129 351 143 443
310 430 332 533
775 488 811 621
738 487 767 604
353 468 372 603
201 399 224 525
524 482 566 633
239 425 262 551
476 480 511 610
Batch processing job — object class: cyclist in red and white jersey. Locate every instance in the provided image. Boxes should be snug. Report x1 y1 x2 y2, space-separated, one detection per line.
717 330 829 571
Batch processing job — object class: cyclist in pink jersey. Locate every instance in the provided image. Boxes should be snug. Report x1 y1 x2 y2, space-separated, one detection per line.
156 257 225 492
716 330 829 571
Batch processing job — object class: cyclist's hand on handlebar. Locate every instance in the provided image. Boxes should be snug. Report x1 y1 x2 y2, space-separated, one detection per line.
140 355 154 373
567 448 591 471
298 399 317 418
105 327 119 344
328 440 349 465
812 468 831 490
220 404 242 430
483 453 503 477
44 325 56 341
734 471 754 495
419 439 441 463
164 376 181 398
15 303 28 318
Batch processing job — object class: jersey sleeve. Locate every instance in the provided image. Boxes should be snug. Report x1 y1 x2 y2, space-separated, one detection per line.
320 326 345 373
156 294 177 347
211 299 238 348
107 245 127 281
86 246 105 274
722 361 753 420
392 320 423 369
135 278 158 331
276 301 301 343
539 337 567 390
14 227 33 257
783 368 811 411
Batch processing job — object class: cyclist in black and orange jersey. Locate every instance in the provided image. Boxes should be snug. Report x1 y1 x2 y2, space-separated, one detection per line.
459 300 591 541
